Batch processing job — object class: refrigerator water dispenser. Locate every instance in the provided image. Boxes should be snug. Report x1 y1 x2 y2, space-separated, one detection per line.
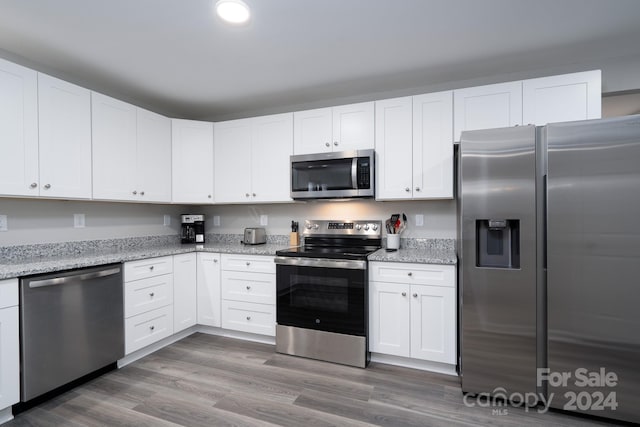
476 219 520 268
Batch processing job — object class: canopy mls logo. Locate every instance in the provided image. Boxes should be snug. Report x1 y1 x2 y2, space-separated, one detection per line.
464 367 619 416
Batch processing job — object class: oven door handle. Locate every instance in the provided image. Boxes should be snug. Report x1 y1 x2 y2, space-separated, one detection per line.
274 256 366 270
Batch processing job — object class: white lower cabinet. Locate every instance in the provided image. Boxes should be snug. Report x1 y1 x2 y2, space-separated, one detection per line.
220 254 275 336
173 253 197 332
0 279 19 411
124 256 174 354
369 262 456 364
197 252 221 327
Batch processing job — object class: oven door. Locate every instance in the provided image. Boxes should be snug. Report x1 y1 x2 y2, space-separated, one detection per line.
275 257 367 336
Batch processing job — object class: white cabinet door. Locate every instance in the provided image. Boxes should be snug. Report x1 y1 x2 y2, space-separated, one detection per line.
454 81 523 141
0 58 39 197
91 92 137 200
173 253 197 332
38 73 92 199
251 113 293 203
410 285 456 363
293 107 332 154
214 118 253 203
172 119 214 203
197 252 221 327
523 70 601 126
413 91 453 199
369 281 411 357
136 108 172 202
0 306 19 410
375 96 413 200
332 102 374 152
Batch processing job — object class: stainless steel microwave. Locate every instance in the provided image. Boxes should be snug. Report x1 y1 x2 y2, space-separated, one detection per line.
290 149 375 200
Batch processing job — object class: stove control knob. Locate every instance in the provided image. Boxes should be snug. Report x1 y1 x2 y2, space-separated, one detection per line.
355 224 362 230
364 224 370 231
306 223 313 229
372 224 378 231
313 223 319 230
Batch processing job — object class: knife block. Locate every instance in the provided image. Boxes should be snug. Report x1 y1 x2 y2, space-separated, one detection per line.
289 232 299 246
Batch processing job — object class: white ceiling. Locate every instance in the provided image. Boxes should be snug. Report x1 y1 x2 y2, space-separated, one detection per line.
1 0 640 120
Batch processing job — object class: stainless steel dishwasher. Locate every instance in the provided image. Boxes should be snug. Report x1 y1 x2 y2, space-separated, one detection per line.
19 263 124 402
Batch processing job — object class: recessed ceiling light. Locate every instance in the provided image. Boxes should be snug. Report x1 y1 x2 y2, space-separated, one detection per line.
215 0 250 24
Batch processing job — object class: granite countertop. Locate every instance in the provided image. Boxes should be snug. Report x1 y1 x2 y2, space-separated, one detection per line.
0 235 457 280
368 247 457 265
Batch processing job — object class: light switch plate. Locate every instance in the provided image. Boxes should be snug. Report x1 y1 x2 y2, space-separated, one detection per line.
260 215 268 226
74 213 85 228
0 214 7 232
213 215 221 226
415 214 424 227
163 214 171 226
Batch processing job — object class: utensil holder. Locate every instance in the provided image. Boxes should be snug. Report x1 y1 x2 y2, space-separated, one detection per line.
386 234 400 250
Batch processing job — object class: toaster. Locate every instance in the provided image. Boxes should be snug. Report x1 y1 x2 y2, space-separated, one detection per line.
243 227 266 245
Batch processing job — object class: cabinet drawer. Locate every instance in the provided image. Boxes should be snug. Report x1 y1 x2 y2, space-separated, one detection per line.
221 300 275 336
370 262 455 287
221 271 275 305
0 278 19 309
125 305 173 354
124 256 173 281
124 274 173 318
221 254 275 274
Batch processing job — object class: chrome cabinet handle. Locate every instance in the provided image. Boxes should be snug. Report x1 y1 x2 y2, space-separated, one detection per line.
149 266 155 270
252 193 256 197
415 187 421 192
246 262 251 266
44 184 51 189
246 316 251 321
208 194 212 198
245 193 250 197
213 259 218 263
401 292 407 297
246 285 251 290
413 293 418 298
333 141 338 146
150 325 155 331
149 292 155 297
325 142 330 147
132 190 137 195
407 272 412 277
140 191 145 196
30 182 37 188
405 187 410 192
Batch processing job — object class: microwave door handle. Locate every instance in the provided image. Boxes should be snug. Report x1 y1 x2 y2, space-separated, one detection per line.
351 157 358 189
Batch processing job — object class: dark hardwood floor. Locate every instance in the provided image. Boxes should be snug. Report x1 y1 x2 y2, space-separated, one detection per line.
8 333 620 426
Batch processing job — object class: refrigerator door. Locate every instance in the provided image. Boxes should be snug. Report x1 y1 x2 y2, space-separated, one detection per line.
546 115 640 423
460 125 538 397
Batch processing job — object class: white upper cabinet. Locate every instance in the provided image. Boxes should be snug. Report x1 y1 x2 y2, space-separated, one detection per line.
293 102 374 154
136 108 172 202
172 119 214 204
92 94 172 203
92 92 138 200
0 58 39 197
413 91 453 199
454 81 523 141
376 92 453 200
523 70 601 125
215 113 293 203
38 73 92 199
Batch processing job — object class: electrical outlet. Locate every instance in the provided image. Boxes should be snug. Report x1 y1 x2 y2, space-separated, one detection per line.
260 215 268 226
0 214 7 232
74 213 85 228
415 214 424 227
213 215 221 226
163 214 171 227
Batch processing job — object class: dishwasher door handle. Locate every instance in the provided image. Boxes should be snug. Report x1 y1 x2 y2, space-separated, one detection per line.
28 267 122 288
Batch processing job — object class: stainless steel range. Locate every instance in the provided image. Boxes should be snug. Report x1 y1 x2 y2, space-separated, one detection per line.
274 219 382 368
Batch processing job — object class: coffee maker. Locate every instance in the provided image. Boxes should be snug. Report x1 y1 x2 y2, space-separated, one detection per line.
181 214 205 243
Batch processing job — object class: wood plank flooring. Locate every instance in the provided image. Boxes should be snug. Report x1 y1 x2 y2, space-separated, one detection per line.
7 333 622 426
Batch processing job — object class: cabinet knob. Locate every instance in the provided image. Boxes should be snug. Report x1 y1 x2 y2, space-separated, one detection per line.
208 194 212 198
44 184 51 189
325 142 330 147
415 187 421 192
245 193 250 197
140 191 145 196
401 292 407 297
30 182 38 188
252 193 256 197
246 262 251 266
407 272 412 277
213 259 218 263
333 141 338 146
150 325 155 331
149 292 155 297
405 187 410 192
413 293 418 298
246 316 251 321
246 285 251 290
149 266 155 270
132 190 137 195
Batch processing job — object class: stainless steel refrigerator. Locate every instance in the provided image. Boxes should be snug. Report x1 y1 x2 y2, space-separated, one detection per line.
459 115 640 424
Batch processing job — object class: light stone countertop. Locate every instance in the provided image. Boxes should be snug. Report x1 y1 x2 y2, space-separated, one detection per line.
368 247 457 265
